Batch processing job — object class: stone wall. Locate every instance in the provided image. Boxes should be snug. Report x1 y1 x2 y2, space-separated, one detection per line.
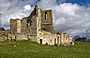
10 18 21 34
41 10 55 33
42 10 53 24
0 28 28 41
59 32 74 46
37 31 74 46
29 15 37 35
0 31 7 41
10 19 17 33
17 19 21 33
21 17 28 34
37 31 59 45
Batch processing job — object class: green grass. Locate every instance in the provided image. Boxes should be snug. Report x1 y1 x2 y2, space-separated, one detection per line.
0 41 90 58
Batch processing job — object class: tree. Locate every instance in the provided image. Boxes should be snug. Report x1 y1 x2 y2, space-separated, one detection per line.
75 36 87 41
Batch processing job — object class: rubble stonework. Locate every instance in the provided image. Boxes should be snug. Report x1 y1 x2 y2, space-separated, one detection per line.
10 18 21 34
0 4 74 46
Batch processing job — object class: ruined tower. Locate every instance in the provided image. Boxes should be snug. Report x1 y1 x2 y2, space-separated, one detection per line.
41 9 55 33
21 4 55 35
10 18 21 34
27 4 54 35
24 4 42 36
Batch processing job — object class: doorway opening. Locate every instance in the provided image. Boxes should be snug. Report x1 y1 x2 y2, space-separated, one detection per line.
40 39 42 44
54 38 56 45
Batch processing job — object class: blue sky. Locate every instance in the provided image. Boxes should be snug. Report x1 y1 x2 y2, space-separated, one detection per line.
0 0 90 37
56 0 90 6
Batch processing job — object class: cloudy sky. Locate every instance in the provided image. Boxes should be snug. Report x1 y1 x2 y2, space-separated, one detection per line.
0 0 90 37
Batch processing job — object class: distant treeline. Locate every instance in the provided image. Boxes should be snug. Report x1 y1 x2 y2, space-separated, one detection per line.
73 36 90 42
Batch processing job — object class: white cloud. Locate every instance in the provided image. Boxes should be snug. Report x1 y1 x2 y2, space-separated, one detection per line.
1 0 90 37
53 3 90 37
24 5 31 11
0 0 34 29
55 17 65 25
38 1 90 37
54 3 80 16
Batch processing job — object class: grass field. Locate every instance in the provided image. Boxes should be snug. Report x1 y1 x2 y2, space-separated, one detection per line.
0 41 90 58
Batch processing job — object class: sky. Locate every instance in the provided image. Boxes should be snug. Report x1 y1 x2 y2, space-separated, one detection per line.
0 0 90 38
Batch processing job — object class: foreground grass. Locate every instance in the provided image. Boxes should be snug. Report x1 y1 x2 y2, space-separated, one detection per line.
0 41 90 58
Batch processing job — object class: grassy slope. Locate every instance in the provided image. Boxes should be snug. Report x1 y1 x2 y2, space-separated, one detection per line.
0 41 90 58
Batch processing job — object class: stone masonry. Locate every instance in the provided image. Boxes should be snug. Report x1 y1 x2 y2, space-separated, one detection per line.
0 4 74 46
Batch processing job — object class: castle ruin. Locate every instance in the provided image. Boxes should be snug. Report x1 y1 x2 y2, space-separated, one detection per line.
0 4 74 46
